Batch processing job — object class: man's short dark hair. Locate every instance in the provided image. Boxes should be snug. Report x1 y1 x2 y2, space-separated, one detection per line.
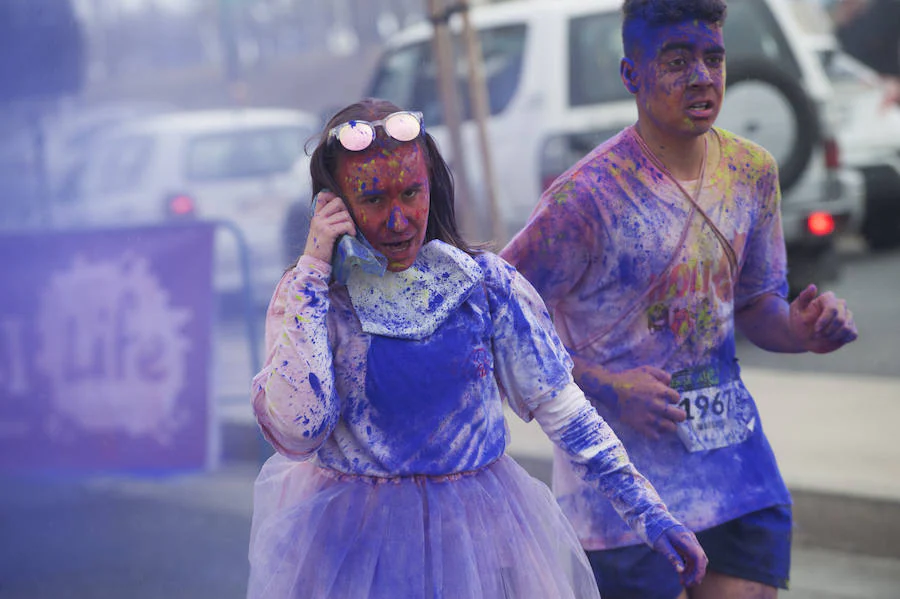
622 0 728 58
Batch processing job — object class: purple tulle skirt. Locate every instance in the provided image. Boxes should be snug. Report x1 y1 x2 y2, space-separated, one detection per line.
248 454 601 599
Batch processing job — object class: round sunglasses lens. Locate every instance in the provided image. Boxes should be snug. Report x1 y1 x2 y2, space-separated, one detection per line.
338 122 375 151
384 113 421 142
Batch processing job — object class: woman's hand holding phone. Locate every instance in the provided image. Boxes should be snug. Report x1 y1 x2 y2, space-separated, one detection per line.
304 190 357 264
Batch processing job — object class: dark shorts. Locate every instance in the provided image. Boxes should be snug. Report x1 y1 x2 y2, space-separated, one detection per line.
586 504 792 599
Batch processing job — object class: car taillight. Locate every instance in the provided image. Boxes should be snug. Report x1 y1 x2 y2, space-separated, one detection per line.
807 211 835 236
167 194 195 217
824 137 840 170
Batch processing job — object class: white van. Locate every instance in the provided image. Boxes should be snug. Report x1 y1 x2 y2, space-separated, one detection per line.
367 0 865 290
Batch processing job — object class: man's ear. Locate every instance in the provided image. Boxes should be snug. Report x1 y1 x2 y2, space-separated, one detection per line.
620 57 639 94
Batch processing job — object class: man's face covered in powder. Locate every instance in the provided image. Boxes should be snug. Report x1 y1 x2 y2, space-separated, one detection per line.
627 18 726 141
336 140 431 272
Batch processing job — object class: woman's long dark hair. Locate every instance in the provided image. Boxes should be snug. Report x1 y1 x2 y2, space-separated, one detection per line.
306 98 478 259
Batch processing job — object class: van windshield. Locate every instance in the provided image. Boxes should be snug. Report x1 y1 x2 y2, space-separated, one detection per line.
369 24 527 126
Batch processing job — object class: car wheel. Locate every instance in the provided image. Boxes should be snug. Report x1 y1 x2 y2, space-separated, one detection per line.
786 241 840 298
862 211 900 250
859 167 900 250
718 59 820 194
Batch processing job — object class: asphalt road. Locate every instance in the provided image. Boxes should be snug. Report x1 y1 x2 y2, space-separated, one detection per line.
0 466 256 599
4 463 900 599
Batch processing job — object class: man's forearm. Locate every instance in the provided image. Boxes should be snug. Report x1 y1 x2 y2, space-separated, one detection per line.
735 293 806 353
572 356 620 411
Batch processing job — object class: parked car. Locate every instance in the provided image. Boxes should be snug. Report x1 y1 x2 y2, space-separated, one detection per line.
45 101 178 197
800 31 900 250
365 0 865 291
0 101 175 231
55 108 318 304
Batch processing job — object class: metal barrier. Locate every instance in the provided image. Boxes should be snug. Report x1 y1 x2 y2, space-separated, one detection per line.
214 219 261 375
212 219 275 465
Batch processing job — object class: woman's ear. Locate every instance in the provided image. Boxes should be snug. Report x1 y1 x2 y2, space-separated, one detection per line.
620 57 639 94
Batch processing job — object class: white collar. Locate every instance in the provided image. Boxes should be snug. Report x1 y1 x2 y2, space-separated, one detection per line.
347 240 482 340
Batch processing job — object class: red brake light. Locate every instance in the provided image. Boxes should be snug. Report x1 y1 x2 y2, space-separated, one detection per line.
168 194 195 216
807 211 835 236
824 138 840 170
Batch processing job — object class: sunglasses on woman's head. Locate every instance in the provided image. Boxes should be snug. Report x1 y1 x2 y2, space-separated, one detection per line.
328 111 424 152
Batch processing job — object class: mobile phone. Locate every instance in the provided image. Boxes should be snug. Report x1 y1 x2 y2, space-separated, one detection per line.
332 233 387 284
313 190 387 284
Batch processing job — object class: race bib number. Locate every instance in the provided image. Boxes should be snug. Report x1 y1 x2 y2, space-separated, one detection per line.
675 379 756 452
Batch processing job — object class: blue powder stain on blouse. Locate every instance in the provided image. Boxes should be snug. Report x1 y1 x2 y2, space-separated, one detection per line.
362 287 502 473
428 292 445 311
558 407 602 457
309 372 323 398
300 281 322 308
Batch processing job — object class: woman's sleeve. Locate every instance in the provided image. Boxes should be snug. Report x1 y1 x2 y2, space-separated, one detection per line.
532 383 679 546
250 256 340 460
490 262 679 546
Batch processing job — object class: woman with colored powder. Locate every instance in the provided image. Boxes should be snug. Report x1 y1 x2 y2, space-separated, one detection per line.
246 98 707 599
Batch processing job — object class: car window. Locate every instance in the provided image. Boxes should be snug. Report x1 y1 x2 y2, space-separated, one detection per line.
723 0 802 79
369 24 527 125
91 135 155 194
569 12 632 106
568 0 803 108
185 126 307 182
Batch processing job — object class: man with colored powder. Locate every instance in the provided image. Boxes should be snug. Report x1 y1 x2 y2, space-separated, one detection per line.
500 1 858 597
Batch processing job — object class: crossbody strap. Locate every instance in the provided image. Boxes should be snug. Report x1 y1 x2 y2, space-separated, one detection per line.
632 128 739 278
567 129 736 353
567 197 696 352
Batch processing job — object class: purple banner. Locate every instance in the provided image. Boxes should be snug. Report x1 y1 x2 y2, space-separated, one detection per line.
0 223 215 473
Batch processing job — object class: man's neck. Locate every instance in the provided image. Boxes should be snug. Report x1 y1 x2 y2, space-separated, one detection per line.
635 123 710 181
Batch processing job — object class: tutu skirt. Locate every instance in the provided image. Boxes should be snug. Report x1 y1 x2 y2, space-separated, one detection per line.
248 454 601 599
